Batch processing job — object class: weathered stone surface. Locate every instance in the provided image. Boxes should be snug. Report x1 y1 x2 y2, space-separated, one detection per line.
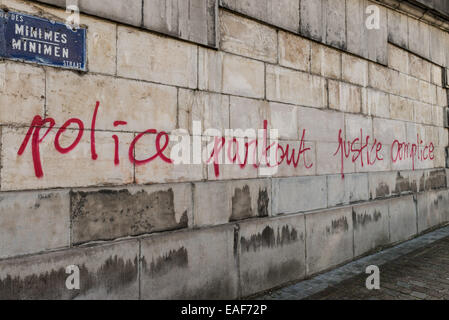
238 214 306 296
219 10 277 63
117 26 197 88
193 179 271 227
140 225 238 299
221 53 265 98
0 240 139 299
390 95 414 122
352 201 390 257
346 0 387 64
0 191 70 259
408 18 430 59
278 31 310 72
409 55 431 82
429 26 445 67
71 185 192 244
144 0 216 46
323 0 346 50
365 1 388 65
1 127 134 191
305 207 354 275
369 62 392 93
316 142 355 175
266 65 327 108
134 133 205 184
388 44 409 74
0 62 44 126
220 0 300 33
178 89 230 134
388 195 417 243
272 140 316 178
362 88 390 118
269 102 298 140
46 70 178 133
417 190 449 233
297 107 344 142
373 118 406 143
230 96 269 132
342 53 368 87
328 80 362 113
346 0 367 57
327 173 369 207
272 176 327 215
311 43 341 79
38 0 142 26
299 0 323 41
387 9 408 49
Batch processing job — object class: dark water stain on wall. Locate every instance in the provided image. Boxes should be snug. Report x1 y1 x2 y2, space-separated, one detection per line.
326 216 349 235
230 185 253 221
257 188 270 217
394 172 416 194
420 169 447 191
142 247 189 278
375 182 390 198
240 225 298 253
0 255 138 300
71 188 188 244
353 209 382 229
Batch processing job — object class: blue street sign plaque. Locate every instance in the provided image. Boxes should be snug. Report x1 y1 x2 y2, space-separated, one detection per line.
0 9 86 71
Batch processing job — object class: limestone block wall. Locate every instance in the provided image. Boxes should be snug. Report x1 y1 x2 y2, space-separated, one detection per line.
0 0 448 299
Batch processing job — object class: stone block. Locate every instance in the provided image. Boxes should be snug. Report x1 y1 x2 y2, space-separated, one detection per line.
220 0 300 33
238 214 306 296
140 225 238 299
0 62 45 126
219 10 277 63
0 191 70 259
71 184 192 244
388 195 417 243
117 26 197 88
305 207 354 275
266 64 327 108
0 240 139 299
278 31 310 72
221 53 265 99
417 190 449 233
272 176 327 215
297 107 344 143
46 70 178 133
342 53 368 87
352 200 390 256
327 173 369 207
1 127 134 191
390 95 414 122
178 89 230 134
193 179 271 227
329 80 362 113
408 18 430 59
311 43 341 79
144 0 217 46
362 88 390 118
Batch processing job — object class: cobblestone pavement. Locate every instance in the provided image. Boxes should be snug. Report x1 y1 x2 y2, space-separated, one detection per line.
259 225 449 300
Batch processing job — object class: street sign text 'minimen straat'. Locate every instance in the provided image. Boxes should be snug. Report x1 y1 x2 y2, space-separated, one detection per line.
0 9 86 71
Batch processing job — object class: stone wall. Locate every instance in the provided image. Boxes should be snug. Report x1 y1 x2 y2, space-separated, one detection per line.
0 0 448 299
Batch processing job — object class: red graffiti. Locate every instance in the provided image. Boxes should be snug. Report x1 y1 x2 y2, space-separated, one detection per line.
391 135 434 170
206 120 314 177
334 129 383 178
18 115 55 178
54 118 84 154
16 101 436 180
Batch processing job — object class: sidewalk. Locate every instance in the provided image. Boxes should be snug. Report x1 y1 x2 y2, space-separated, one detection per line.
259 225 449 300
